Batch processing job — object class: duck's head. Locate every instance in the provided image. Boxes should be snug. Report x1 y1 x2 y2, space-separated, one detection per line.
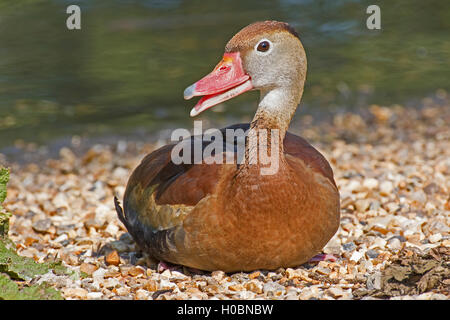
184 20 307 117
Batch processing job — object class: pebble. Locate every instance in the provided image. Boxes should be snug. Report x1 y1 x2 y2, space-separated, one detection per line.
87 292 103 300
64 288 88 299
245 280 263 294
80 263 98 276
263 282 285 295
366 249 379 259
342 242 356 251
366 272 382 290
211 270 225 282
429 233 442 243
350 251 363 262
326 287 345 299
105 250 120 266
135 289 150 300
32 218 52 233
379 181 394 195
387 238 402 251
363 178 379 189
92 268 107 283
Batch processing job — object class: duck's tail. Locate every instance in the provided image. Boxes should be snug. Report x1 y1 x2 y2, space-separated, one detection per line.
114 196 130 230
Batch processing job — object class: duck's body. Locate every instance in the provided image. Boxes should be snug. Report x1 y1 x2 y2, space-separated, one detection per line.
115 21 340 272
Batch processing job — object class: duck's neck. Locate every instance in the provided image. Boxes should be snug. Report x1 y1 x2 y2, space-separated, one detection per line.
243 86 303 169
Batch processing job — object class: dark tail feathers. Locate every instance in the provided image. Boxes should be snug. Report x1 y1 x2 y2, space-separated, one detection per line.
114 196 129 229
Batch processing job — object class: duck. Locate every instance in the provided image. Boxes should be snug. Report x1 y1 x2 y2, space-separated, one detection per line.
114 21 340 272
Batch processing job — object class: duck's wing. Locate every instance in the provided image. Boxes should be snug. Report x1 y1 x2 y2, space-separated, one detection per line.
114 123 248 262
284 131 337 188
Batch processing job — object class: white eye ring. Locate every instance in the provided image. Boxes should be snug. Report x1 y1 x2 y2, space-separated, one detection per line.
254 39 273 55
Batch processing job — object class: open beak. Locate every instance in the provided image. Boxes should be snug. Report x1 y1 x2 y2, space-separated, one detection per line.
184 52 253 117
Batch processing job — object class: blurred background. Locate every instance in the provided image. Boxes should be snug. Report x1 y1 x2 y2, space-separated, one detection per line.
0 0 449 152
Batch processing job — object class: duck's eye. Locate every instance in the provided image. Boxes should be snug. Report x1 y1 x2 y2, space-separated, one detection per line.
256 40 270 52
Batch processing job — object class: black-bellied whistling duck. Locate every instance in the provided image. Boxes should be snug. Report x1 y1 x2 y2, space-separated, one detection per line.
114 21 340 272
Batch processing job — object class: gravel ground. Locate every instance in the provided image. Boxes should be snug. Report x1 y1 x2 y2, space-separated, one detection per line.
1 92 449 300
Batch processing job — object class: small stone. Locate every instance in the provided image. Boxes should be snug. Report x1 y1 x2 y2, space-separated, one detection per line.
342 242 356 251
379 181 394 195
103 278 120 289
54 233 68 243
411 190 427 204
145 280 158 291
285 293 299 300
228 283 244 291
323 236 341 254
159 279 177 290
244 280 263 294
64 288 88 299
128 266 145 277
423 182 439 195
263 281 285 295
211 270 225 282
363 178 379 189
326 287 344 298
135 289 150 300
80 263 98 276
355 199 371 212
24 237 38 246
316 265 331 275
389 235 406 242
385 202 400 213
115 287 130 296
248 271 261 279
366 272 382 290
92 268 107 283
87 292 103 300
387 238 402 251
298 286 320 300
347 180 362 193
370 237 387 249
238 291 256 299
170 271 189 281
350 251 363 262
105 250 120 266
429 233 442 243
84 218 104 230
32 219 52 233
105 223 119 236
366 249 379 259
59 147 76 164
285 268 297 279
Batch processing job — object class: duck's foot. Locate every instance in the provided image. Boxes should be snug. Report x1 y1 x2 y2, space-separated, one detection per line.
308 253 337 263
157 261 180 273
157 261 204 274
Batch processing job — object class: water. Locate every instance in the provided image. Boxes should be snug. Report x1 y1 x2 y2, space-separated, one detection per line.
0 0 449 149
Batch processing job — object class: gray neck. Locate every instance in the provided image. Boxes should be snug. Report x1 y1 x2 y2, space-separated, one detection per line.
251 86 302 135
243 86 303 167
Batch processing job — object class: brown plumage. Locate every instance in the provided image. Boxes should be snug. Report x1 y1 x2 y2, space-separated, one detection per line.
115 21 340 272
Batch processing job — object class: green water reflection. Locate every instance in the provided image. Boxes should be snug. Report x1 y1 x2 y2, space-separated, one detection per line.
0 0 449 148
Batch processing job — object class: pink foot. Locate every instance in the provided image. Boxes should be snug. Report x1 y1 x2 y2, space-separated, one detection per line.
308 254 337 263
157 261 204 274
157 261 179 272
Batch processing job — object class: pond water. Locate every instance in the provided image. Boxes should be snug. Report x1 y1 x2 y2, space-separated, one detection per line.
0 0 449 149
